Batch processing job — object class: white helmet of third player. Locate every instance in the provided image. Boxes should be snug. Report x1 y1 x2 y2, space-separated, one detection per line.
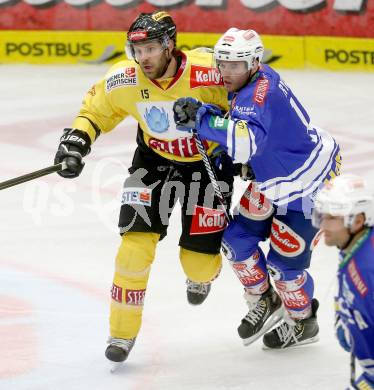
312 174 374 229
214 28 264 71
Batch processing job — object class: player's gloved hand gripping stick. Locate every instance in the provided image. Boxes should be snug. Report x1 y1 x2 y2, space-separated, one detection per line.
173 98 232 223
0 128 91 190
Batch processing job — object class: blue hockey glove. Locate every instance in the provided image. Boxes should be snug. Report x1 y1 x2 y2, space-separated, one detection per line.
173 97 202 132
195 104 225 132
335 314 351 353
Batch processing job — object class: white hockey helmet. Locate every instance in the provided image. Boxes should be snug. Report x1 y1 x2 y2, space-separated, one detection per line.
312 174 374 229
214 28 264 71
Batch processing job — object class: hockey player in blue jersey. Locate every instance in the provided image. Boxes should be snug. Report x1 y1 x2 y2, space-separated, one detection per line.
313 174 374 390
173 28 341 349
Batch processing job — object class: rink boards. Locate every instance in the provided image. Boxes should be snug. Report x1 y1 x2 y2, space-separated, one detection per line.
0 31 373 71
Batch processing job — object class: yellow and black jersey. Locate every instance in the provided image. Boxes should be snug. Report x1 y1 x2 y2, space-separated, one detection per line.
72 49 229 162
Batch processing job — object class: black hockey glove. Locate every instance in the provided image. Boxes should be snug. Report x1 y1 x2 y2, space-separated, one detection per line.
173 97 202 131
237 163 255 181
213 152 236 177
54 128 91 178
214 153 255 181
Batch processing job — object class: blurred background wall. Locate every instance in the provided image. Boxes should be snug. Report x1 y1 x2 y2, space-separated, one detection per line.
0 0 373 70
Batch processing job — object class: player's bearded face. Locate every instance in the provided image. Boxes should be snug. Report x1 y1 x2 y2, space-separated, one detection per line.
133 40 172 80
216 60 250 93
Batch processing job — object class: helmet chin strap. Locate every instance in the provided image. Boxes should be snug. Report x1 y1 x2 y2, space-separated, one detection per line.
159 47 180 79
247 63 260 83
231 64 259 93
249 64 260 81
339 232 355 251
339 225 365 251
160 48 173 77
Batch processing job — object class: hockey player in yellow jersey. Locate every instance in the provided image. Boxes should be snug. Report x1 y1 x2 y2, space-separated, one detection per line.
54 11 233 365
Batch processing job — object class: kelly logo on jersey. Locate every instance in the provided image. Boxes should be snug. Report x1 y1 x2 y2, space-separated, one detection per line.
106 67 137 92
190 65 223 89
190 205 227 235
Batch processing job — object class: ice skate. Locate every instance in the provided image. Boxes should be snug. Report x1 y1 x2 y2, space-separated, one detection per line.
238 285 283 346
263 299 319 349
186 279 211 305
105 337 136 372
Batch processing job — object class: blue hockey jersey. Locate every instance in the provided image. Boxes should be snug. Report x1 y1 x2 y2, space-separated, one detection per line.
335 227 374 385
196 64 341 213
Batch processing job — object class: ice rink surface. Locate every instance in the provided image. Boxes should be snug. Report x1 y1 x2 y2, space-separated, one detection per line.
1 65 374 390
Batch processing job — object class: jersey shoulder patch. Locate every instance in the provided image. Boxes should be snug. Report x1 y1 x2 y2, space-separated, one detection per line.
252 75 270 106
105 61 139 92
347 258 369 297
251 65 280 106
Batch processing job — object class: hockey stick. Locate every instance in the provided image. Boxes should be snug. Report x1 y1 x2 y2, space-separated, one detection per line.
350 353 358 389
193 131 232 223
0 162 67 191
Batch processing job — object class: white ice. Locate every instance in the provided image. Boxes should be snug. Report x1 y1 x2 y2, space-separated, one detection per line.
0 65 374 390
